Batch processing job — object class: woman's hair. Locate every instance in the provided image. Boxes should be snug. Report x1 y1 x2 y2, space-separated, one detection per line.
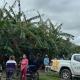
9 55 15 60
23 54 27 58
12 55 15 60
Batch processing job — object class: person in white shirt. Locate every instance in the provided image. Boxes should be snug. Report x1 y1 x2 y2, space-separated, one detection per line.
6 56 17 80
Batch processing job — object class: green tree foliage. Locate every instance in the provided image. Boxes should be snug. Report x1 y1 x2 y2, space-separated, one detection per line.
0 1 75 57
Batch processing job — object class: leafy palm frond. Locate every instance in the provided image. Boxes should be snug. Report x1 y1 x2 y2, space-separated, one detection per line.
60 32 74 40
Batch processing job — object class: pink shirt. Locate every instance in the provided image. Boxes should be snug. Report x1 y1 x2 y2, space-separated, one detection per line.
21 58 28 71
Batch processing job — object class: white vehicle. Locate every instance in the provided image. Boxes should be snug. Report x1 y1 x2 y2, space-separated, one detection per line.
51 54 80 80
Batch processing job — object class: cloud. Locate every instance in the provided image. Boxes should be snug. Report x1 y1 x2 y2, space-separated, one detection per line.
72 36 80 45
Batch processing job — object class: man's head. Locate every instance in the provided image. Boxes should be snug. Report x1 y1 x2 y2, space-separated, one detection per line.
45 54 48 57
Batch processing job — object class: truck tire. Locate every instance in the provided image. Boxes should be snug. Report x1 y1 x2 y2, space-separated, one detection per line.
60 69 72 80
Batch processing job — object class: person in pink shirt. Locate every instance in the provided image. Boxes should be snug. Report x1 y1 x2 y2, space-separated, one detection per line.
21 54 28 80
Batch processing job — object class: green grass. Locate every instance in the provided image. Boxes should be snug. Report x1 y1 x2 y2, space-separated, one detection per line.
39 71 59 80
1 71 59 80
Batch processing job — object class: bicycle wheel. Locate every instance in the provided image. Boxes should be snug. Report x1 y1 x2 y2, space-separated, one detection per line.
16 69 21 80
33 72 39 80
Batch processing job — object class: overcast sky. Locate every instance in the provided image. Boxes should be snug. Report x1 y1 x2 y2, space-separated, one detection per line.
0 0 80 45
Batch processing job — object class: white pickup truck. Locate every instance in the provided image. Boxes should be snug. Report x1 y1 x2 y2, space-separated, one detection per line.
51 54 80 80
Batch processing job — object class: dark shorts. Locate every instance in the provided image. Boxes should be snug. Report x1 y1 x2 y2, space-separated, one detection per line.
6 68 15 79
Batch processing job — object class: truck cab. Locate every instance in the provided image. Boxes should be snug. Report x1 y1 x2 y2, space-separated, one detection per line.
71 54 80 76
